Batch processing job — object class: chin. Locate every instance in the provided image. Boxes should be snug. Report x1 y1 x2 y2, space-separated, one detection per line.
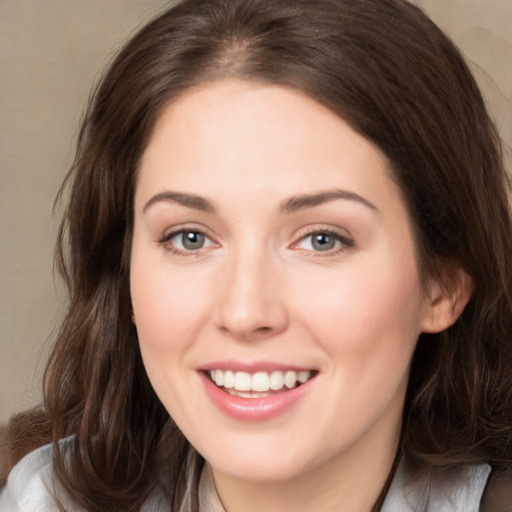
211 456 309 483
198 434 328 484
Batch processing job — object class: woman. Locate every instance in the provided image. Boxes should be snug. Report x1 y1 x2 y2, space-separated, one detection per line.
1 0 511 510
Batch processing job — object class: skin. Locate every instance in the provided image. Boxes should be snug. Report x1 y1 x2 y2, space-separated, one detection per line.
130 79 467 511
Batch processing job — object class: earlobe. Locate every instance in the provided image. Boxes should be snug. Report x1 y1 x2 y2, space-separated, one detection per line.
421 269 473 333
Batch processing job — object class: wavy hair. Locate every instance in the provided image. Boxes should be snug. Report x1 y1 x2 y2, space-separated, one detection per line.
2 0 512 510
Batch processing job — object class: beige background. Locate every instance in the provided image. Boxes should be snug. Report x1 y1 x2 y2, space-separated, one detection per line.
1 0 511 424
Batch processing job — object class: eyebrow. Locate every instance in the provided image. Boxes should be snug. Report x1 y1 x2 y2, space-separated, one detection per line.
279 189 379 214
143 192 216 213
142 188 378 215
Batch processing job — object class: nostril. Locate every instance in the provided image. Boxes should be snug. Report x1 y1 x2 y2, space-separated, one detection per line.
255 326 272 333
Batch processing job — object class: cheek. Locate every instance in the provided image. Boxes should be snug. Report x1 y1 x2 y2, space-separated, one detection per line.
130 255 212 415
292 249 425 360
130 252 210 354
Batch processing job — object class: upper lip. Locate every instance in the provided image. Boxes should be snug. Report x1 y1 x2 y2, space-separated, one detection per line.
197 360 316 373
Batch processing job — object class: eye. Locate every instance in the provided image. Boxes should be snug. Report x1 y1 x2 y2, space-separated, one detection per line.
160 229 215 254
294 230 353 254
176 231 206 250
309 232 338 251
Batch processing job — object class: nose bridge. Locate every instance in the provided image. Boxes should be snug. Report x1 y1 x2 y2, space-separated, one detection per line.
215 239 287 339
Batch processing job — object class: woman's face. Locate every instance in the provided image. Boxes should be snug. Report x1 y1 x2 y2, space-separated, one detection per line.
131 79 436 483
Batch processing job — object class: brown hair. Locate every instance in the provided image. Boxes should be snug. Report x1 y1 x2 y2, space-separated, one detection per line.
2 0 512 509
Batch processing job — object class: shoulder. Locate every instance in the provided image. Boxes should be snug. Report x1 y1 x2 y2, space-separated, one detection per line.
427 463 492 511
382 458 492 512
0 439 72 511
0 437 173 512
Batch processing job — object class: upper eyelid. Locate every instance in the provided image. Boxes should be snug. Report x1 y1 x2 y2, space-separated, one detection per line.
159 224 215 242
156 223 354 248
158 228 217 256
290 226 355 250
293 224 354 241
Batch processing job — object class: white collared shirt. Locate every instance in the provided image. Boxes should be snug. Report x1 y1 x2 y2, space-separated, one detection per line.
0 441 491 511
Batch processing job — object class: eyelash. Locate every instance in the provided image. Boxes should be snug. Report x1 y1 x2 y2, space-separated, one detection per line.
158 227 354 257
291 227 355 257
158 227 216 257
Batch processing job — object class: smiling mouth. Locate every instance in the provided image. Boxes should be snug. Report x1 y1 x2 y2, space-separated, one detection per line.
206 369 317 398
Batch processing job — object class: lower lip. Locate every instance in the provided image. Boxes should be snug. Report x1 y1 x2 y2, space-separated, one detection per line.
200 372 315 421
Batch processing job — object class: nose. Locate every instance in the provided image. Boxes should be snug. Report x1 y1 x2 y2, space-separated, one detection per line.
214 249 288 341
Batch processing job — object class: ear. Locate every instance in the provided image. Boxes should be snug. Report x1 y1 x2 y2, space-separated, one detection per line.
421 268 473 333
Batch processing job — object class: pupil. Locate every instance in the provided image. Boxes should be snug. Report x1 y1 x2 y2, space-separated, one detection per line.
313 233 335 251
183 231 204 250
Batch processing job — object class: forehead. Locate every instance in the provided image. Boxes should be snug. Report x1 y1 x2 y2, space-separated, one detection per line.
137 79 399 204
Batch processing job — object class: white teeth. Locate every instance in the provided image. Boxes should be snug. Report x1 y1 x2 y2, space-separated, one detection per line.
284 371 297 389
214 370 223 387
226 389 272 399
269 371 285 390
252 372 270 392
298 371 310 383
234 372 252 391
223 370 235 389
208 369 312 392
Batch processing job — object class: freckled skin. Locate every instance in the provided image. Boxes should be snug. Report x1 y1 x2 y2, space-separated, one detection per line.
130 80 451 511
